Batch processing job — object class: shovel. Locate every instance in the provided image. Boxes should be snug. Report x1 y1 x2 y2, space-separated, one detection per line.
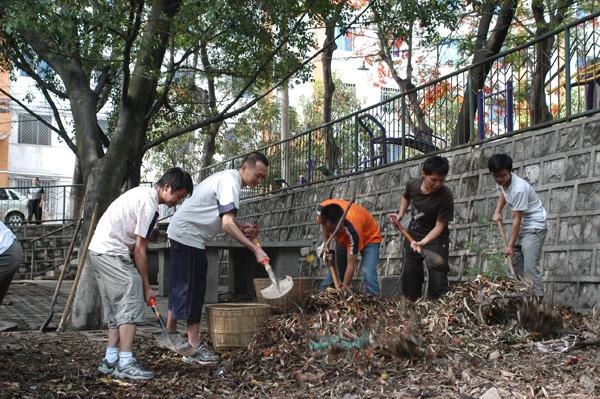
148 297 182 353
390 218 448 272
254 239 294 300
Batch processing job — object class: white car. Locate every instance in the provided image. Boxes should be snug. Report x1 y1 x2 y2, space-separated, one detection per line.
0 188 29 225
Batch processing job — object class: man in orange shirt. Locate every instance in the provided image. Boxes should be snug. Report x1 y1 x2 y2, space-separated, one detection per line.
316 199 382 295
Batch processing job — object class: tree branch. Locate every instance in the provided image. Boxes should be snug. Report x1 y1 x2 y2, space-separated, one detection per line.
0 87 78 154
121 0 144 102
144 1 374 151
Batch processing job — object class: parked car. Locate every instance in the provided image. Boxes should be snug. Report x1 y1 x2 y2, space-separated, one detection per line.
0 188 29 225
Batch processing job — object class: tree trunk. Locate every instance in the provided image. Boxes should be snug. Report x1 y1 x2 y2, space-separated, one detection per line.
323 24 339 174
71 0 183 329
70 158 84 220
453 0 516 145
528 0 571 124
198 41 222 180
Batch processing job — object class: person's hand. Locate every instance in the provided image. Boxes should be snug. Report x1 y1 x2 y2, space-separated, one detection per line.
241 224 259 240
144 286 156 305
388 213 402 225
39 202 44 208
254 247 269 264
492 212 502 223
410 240 423 254
504 245 515 257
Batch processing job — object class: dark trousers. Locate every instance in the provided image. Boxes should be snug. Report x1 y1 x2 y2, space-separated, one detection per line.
27 199 43 224
168 239 207 322
401 239 449 301
0 241 23 306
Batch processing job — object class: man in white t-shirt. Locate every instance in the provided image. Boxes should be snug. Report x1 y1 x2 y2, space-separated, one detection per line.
166 152 269 365
88 168 192 380
0 221 23 307
489 154 547 295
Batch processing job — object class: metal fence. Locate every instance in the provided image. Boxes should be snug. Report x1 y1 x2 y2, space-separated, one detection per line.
196 12 600 196
0 184 83 225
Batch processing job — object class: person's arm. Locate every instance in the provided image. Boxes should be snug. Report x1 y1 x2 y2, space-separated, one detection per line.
492 192 506 222
221 213 268 262
388 196 410 225
133 235 154 304
39 190 45 208
506 210 523 256
413 220 447 250
342 253 358 288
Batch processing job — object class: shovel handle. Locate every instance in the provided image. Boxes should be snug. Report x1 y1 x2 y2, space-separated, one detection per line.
496 221 516 276
390 218 423 254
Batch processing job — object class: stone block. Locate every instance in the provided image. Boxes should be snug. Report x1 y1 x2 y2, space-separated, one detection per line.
479 173 497 194
583 215 600 244
402 164 421 181
548 186 573 213
513 137 532 162
583 119 600 146
578 284 600 310
558 125 582 150
595 152 600 177
523 163 540 185
448 255 463 275
565 154 590 180
552 283 577 307
471 199 488 223
558 216 583 244
576 182 600 211
444 179 460 197
544 251 568 276
543 158 564 184
452 154 471 175
454 201 469 224
532 131 557 158
569 250 593 275
454 227 471 250
460 175 479 197
545 218 558 245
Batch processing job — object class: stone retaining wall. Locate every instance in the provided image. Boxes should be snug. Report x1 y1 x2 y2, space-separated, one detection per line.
228 115 600 310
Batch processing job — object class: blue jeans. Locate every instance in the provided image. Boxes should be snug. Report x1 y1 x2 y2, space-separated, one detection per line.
320 242 381 295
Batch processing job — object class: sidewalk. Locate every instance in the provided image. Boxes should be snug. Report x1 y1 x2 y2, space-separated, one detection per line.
0 280 207 332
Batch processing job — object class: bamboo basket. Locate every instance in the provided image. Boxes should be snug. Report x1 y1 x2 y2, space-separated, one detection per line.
253 276 314 313
206 303 271 351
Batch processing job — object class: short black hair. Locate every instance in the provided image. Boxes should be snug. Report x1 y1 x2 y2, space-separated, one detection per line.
422 156 449 176
320 203 344 225
242 152 269 168
156 167 194 194
488 154 513 173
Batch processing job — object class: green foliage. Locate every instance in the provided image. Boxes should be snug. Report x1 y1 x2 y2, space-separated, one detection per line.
463 241 510 281
217 95 299 161
299 75 365 130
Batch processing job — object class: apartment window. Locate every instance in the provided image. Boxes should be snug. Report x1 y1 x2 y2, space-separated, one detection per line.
335 28 354 52
18 114 52 145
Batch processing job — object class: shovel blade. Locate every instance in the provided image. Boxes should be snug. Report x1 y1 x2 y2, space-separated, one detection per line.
260 275 294 299
422 248 449 272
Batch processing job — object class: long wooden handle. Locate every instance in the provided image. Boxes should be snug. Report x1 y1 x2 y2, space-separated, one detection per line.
390 218 415 242
57 204 99 331
43 218 82 328
321 198 355 290
496 220 516 276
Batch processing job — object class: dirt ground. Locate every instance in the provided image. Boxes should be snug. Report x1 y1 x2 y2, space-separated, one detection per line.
2 284 600 399
0 328 598 398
